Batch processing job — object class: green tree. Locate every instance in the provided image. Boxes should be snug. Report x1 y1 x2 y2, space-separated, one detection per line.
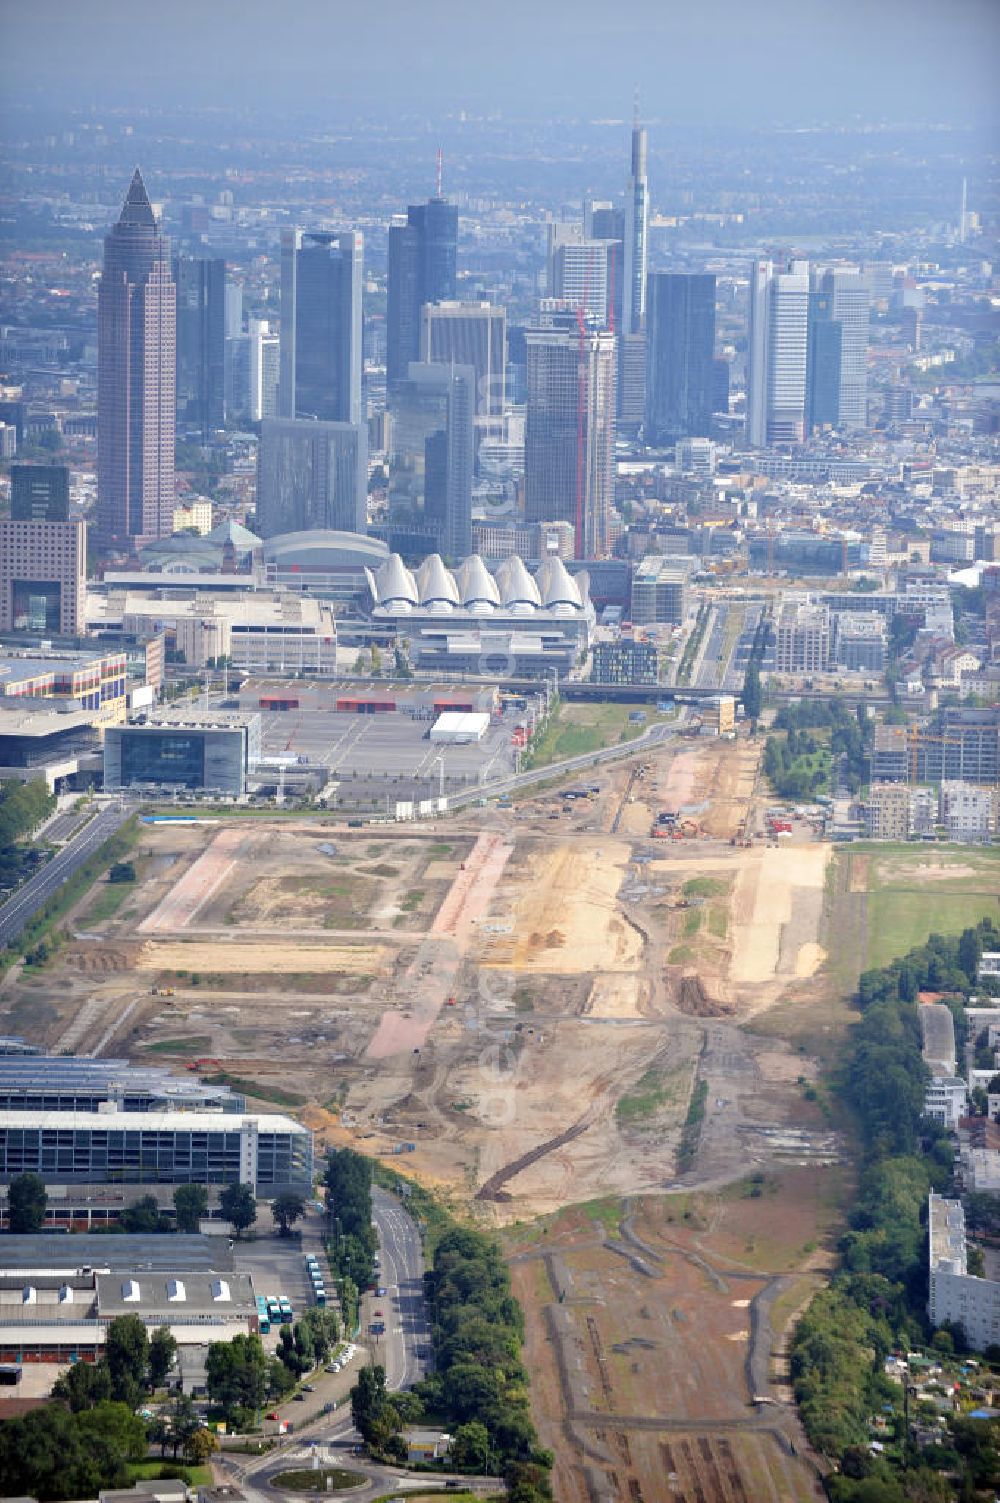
52 1357 113 1412
104 1314 149 1408
185 1426 219 1464
148 1326 177 1389
219 1181 257 1237
452 1418 491 1469
351 1363 399 1447
959 927 983 986
108 861 136 883
741 661 762 723
272 1192 305 1237
205 1333 268 1422
121 1194 166 1234
8 1171 47 1233
162 1390 200 1459
172 1183 209 1233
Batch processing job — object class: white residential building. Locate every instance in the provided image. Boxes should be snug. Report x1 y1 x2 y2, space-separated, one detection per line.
928 1193 1000 1351
939 781 997 843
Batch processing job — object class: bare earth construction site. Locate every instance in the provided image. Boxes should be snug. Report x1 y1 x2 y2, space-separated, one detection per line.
3 735 861 1501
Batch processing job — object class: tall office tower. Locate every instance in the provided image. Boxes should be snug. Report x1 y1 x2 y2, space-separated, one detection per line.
389 362 475 561
278 229 362 425
11 463 70 521
585 200 623 242
249 318 280 421
550 240 610 324
386 195 458 391
745 259 810 447
257 417 367 538
645 273 717 444
173 254 226 437
805 268 869 433
224 282 243 338
622 116 649 336
420 301 506 418
525 321 616 559
97 169 175 547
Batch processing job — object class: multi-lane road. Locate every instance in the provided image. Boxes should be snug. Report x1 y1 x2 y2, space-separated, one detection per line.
370 1185 431 1391
0 804 132 947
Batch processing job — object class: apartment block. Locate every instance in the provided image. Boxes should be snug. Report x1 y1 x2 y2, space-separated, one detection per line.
928 1194 1000 1351
775 598 831 674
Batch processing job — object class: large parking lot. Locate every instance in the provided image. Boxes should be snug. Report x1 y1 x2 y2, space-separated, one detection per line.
233 1231 324 1346
236 679 523 799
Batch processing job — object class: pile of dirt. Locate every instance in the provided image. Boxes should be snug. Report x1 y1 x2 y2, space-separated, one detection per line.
668 970 735 1018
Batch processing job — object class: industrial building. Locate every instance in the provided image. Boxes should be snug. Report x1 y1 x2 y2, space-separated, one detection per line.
0 1106 312 1193
88 588 338 675
0 1235 257 1368
928 1193 1000 1352
0 1055 243 1114
104 711 262 795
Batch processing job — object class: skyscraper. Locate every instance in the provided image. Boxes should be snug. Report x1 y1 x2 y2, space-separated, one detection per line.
257 417 367 538
806 268 869 433
645 273 717 445
97 169 175 547
550 240 610 324
386 195 458 391
278 230 362 426
622 116 649 337
746 259 810 447
249 318 280 422
525 320 616 559
12 464 70 522
420 301 506 418
389 362 475 561
173 254 226 437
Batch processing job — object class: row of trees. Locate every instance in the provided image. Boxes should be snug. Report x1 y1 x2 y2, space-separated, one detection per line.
324 1148 377 1328
790 918 1000 1499
416 1224 553 1499
5 1175 259 1236
0 776 55 890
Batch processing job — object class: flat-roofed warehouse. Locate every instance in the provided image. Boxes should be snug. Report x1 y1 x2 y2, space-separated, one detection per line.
0 1266 257 1368
429 710 491 744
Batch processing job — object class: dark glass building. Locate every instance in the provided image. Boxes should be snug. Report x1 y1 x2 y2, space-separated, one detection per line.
389 362 474 561
173 254 226 437
386 197 458 391
97 170 175 547
645 273 716 445
11 464 69 522
278 230 362 425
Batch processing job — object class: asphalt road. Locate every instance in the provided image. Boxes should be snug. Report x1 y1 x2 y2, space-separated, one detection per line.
370 1185 431 1391
0 805 131 947
446 715 677 809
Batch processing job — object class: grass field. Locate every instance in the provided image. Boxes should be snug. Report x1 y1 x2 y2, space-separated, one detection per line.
854 844 1000 970
524 700 660 769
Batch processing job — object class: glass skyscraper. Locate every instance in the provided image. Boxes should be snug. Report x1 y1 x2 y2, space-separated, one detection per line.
645 273 717 445
278 230 362 426
386 196 458 391
173 254 227 438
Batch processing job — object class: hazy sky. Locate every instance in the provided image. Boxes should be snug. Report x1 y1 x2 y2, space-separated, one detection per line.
4 0 999 130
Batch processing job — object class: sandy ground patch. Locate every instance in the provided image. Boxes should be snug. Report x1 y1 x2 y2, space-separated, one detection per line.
660 748 702 807
139 827 246 933
730 845 831 987
482 841 641 974
136 940 388 973
907 861 978 882
583 974 646 1018
794 941 827 977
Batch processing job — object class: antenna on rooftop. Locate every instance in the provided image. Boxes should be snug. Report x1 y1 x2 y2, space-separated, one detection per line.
436 147 444 199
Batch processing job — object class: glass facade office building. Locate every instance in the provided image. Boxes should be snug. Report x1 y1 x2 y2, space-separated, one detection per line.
0 1110 313 1192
